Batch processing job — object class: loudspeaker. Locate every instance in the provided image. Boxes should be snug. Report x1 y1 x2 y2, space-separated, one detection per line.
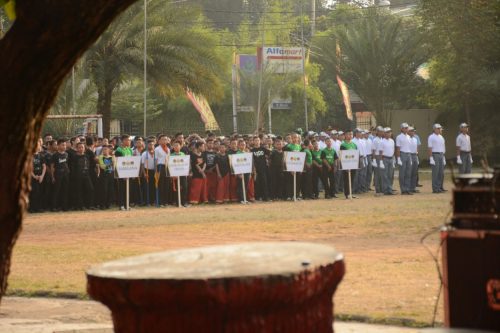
442 229 500 330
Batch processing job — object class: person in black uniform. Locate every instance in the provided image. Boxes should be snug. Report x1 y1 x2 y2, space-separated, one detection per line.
73 142 94 210
269 138 285 200
251 136 270 201
29 139 47 213
50 139 70 211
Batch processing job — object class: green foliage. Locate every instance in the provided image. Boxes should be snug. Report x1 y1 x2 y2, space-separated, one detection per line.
314 5 427 125
419 0 500 160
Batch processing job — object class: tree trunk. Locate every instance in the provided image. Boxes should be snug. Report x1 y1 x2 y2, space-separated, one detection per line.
0 0 137 305
97 85 115 138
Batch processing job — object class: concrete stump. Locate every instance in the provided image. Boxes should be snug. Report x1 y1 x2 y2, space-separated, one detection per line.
87 242 345 333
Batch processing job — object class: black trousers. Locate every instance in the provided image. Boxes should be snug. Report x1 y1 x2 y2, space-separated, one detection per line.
323 165 336 198
75 175 94 209
131 178 143 206
171 176 188 205
99 172 115 208
52 173 69 211
301 166 313 199
156 165 169 205
143 170 156 206
285 172 301 199
254 167 269 201
343 169 357 198
29 178 44 212
237 174 251 201
270 168 285 200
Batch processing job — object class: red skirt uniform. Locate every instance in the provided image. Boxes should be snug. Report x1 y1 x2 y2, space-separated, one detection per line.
215 174 230 203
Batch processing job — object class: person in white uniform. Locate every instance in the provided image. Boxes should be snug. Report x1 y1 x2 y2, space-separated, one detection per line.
456 123 472 174
379 127 395 195
428 124 446 193
395 123 413 195
408 127 419 193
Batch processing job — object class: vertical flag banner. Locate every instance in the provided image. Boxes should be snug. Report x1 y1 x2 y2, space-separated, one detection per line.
186 88 220 131
336 42 353 121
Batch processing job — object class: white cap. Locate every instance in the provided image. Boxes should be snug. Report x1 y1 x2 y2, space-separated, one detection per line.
408 126 415 131
338 131 344 135
319 131 327 137
376 126 384 131
384 127 392 133
433 123 442 129
331 130 338 135
459 123 469 128
400 122 409 129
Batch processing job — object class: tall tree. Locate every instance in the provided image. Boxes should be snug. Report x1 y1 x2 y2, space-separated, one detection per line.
314 6 427 125
86 0 225 137
0 0 138 304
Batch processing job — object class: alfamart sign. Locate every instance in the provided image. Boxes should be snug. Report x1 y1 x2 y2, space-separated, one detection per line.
263 47 304 74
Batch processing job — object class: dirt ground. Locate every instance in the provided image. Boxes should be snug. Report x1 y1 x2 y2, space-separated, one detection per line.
6 177 452 325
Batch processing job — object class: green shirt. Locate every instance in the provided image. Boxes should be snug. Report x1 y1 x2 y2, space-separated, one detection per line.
321 147 337 165
302 148 312 165
285 143 301 152
311 149 322 164
115 146 133 157
340 141 357 150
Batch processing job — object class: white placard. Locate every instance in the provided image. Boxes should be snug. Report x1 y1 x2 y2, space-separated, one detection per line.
340 150 360 170
115 156 142 178
284 151 306 173
229 153 253 175
167 155 190 177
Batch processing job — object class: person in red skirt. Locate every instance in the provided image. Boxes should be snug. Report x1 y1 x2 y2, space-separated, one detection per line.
215 143 230 204
189 141 208 204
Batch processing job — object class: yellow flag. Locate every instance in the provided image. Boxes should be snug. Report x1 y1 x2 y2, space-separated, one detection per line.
4 0 16 20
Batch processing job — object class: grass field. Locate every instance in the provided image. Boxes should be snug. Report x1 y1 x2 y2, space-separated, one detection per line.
8 176 452 326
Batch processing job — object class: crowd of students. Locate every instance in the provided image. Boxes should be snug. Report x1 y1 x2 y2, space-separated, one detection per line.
28 126 426 213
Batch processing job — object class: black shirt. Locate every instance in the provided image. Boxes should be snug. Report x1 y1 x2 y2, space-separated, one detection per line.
215 154 230 177
73 154 90 177
66 148 77 172
85 148 97 176
190 152 205 179
203 151 217 170
269 150 284 171
51 152 70 176
251 147 270 171
33 153 45 176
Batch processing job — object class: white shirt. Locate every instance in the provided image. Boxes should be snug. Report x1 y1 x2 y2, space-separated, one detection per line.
396 133 412 153
372 137 381 155
365 138 373 155
154 145 169 165
409 136 418 154
318 140 327 150
456 133 471 152
141 150 157 170
353 138 365 156
428 133 446 153
332 139 341 155
380 138 395 157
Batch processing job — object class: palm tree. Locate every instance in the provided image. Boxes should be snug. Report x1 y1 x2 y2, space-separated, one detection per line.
86 0 225 137
315 7 426 125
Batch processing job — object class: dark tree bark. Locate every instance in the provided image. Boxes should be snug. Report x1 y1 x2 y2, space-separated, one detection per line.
0 0 137 304
97 84 116 138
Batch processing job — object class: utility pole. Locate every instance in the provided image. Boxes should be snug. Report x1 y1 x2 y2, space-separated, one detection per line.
71 67 76 115
311 0 316 36
256 10 266 134
143 0 147 137
231 61 238 133
301 2 309 132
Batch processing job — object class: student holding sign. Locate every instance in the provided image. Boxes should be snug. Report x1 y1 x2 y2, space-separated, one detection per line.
284 133 302 200
215 143 231 204
340 130 358 199
170 141 189 207
114 134 133 210
321 137 338 199
154 135 170 207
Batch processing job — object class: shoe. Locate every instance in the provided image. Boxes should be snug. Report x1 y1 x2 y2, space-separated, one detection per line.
182 204 191 208
411 190 420 193
432 190 442 194
119 206 126 211
416 184 423 187
352 195 358 199
384 192 395 196
332 194 338 198
440 189 448 192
